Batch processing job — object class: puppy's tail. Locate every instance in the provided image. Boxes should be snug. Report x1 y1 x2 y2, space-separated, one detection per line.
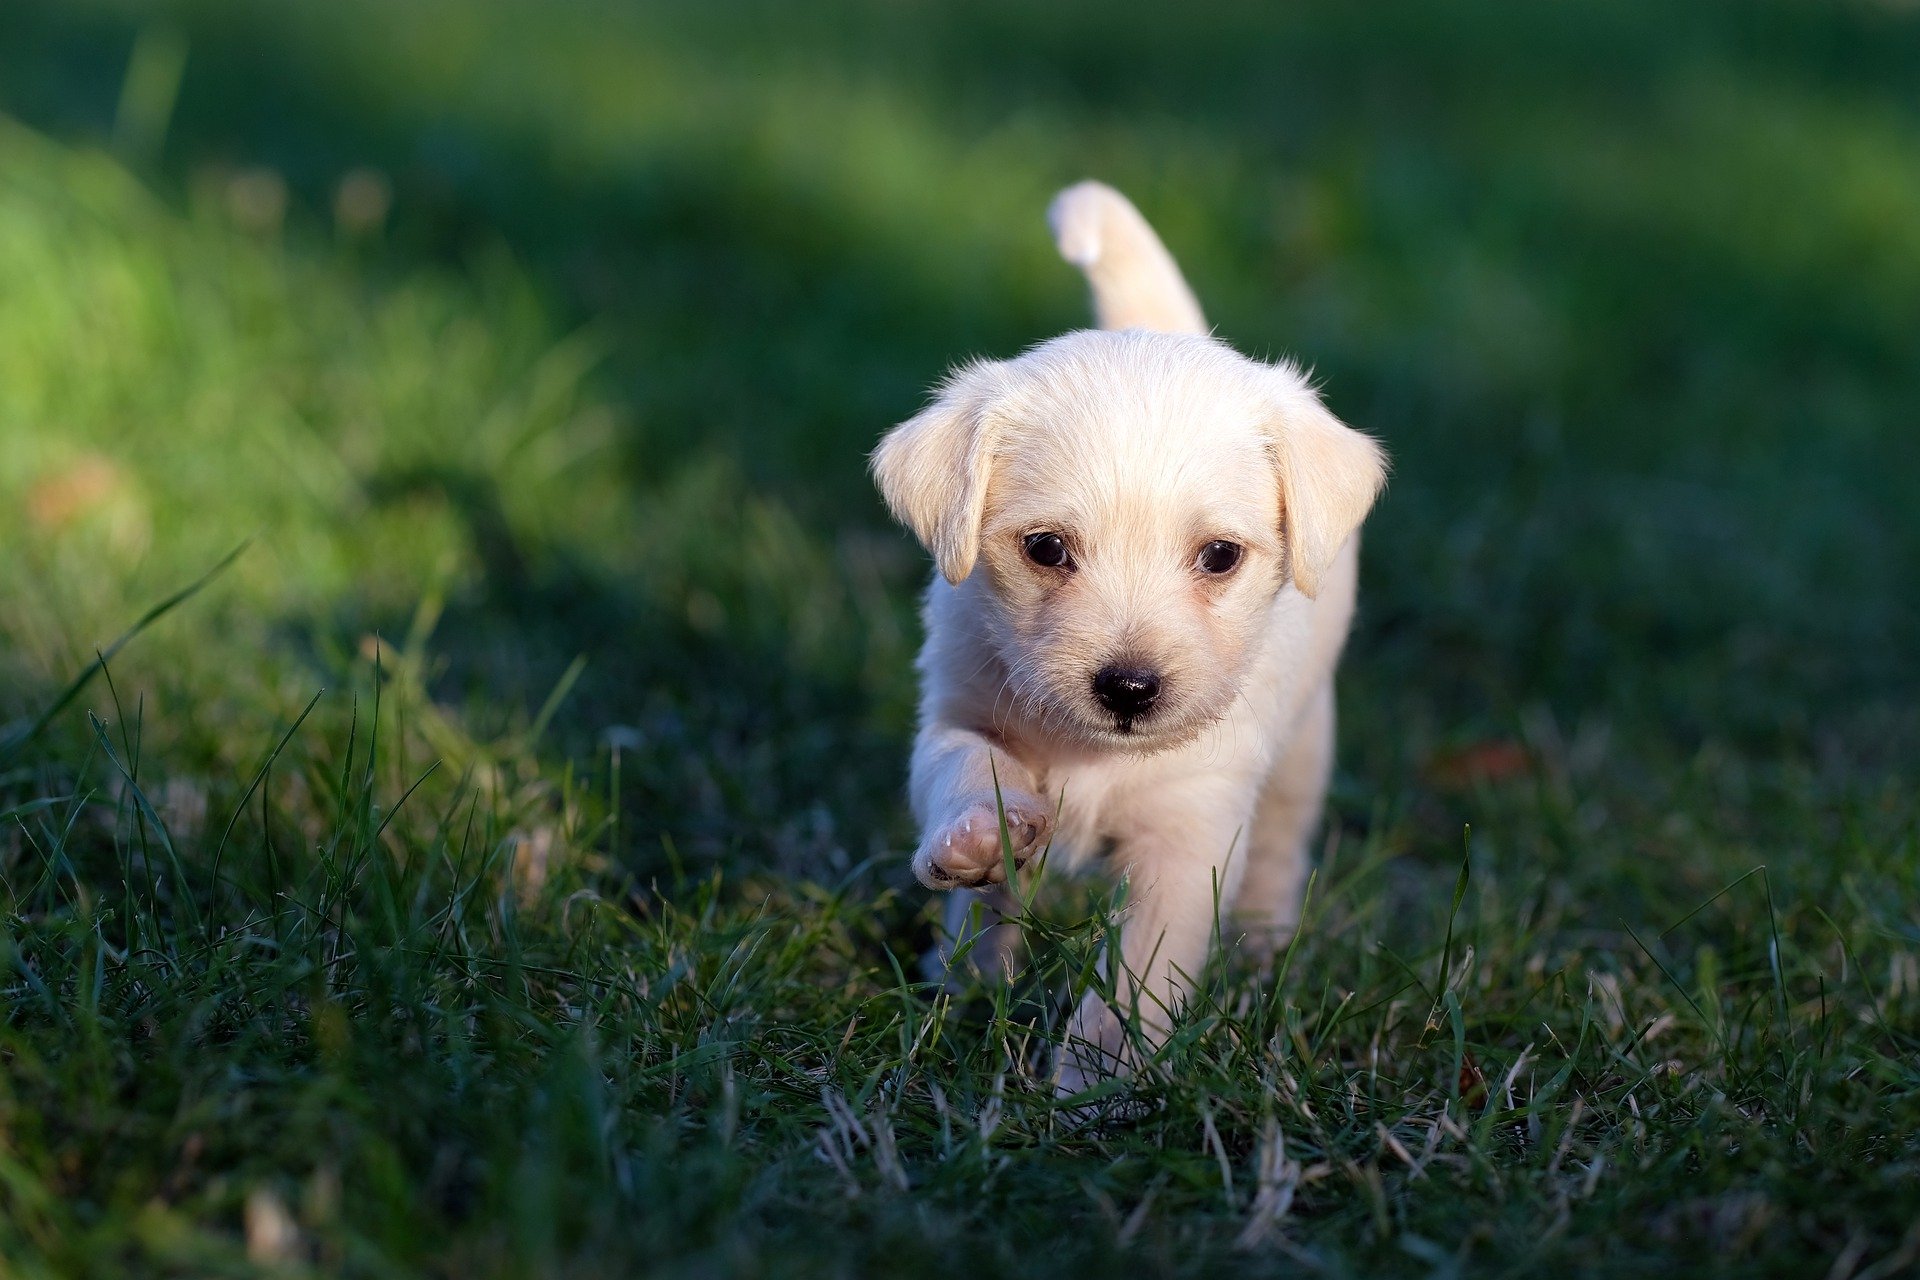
1048 180 1207 335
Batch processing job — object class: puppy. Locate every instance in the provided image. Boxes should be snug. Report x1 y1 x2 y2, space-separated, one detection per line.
872 181 1387 1088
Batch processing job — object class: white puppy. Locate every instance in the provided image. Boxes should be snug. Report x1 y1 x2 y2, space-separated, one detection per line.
871 181 1387 1087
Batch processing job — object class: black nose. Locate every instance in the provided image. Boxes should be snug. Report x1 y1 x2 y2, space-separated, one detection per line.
1092 665 1162 720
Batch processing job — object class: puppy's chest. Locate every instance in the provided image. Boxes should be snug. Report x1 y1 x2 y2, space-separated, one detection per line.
1032 762 1152 874
1044 802 1121 877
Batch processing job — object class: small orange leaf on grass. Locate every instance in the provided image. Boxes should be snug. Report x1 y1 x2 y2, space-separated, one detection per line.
27 454 126 529
1426 740 1533 790
1458 1050 1487 1106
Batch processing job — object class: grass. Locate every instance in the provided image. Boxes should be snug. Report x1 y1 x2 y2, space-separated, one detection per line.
0 0 1917 1275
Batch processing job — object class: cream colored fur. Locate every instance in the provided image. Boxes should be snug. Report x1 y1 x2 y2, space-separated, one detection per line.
871 180 1387 1092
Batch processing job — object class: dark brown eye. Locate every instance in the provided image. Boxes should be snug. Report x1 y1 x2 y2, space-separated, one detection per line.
1197 540 1243 575
1024 532 1072 569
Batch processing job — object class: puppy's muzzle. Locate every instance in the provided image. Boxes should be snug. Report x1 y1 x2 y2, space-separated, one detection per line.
1093 664 1162 730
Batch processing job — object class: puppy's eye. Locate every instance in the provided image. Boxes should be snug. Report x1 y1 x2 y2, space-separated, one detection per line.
1023 532 1072 569
1196 540 1243 575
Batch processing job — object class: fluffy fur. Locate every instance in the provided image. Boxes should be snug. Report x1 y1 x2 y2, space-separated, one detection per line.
871 180 1387 1089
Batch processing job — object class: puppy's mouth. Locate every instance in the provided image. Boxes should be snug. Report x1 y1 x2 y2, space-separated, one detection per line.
1098 699 1186 744
1086 712 1202 757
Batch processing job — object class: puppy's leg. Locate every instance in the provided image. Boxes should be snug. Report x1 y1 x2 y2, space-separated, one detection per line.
1234 682 1335 956
908 723 1051 892
924 885 1025 990
1058 784 1248 1091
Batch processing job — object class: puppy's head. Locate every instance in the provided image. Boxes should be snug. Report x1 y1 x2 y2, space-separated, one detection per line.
873 330 1385 751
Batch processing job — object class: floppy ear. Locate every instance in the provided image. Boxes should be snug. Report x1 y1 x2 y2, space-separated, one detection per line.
870 360 1007 584
1268 372 1388 598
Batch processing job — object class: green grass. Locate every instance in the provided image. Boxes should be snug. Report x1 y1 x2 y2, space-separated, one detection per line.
1 1 1917 1275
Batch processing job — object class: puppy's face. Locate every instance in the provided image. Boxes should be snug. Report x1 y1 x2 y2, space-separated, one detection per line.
874 330 1385 752
971 371 1285 750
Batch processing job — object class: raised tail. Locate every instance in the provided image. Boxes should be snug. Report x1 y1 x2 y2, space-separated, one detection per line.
1048 180 1207 335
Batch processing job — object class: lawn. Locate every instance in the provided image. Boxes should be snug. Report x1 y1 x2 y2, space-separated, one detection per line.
0 1 1916 1275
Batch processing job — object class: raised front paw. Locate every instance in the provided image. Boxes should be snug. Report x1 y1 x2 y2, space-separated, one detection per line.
913 795 1051 890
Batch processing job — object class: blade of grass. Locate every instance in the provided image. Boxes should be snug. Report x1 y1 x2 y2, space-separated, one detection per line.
0 542 247 763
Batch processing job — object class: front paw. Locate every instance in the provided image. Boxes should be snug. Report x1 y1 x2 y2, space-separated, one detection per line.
913 795 1051 890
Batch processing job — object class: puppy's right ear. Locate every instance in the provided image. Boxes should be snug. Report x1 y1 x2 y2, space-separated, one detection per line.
870 360 1006 584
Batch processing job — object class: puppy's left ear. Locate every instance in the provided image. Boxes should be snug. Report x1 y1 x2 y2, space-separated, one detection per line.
1267 370 1388 599
870 360 1007 584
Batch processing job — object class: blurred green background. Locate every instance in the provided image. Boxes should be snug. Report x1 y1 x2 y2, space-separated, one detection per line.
1 1 1916 1275
4 0 1917 832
